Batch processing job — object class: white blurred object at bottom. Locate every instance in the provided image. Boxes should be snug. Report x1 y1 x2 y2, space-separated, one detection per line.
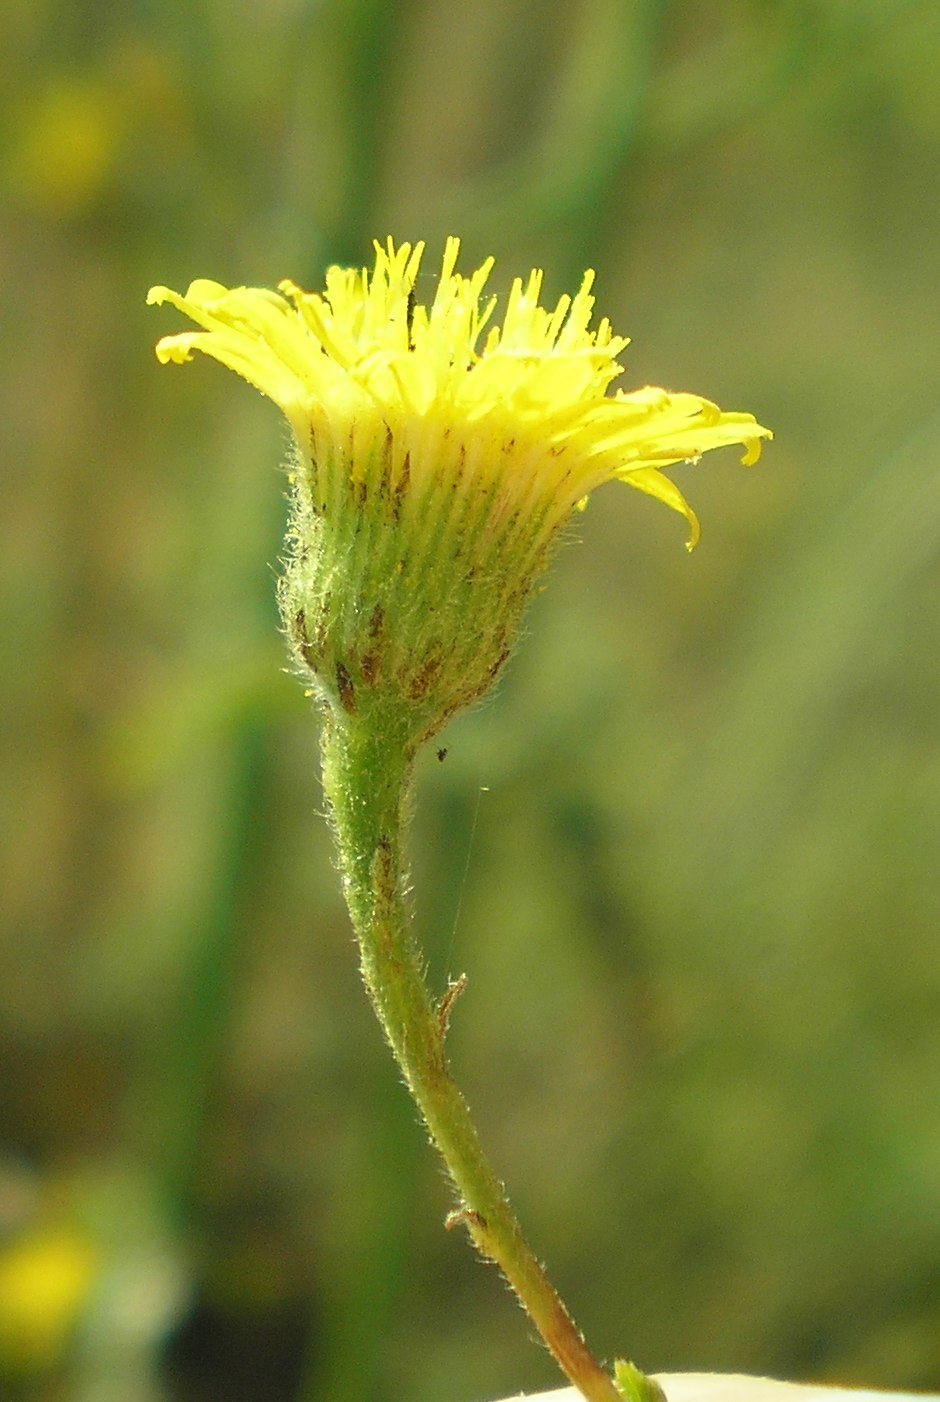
487 1373 937 1402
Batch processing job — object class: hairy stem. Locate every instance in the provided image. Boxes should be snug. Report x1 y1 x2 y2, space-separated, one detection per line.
320 707 622 1402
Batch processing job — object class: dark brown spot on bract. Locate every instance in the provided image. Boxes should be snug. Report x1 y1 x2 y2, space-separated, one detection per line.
408 652 442 700
294 607 318 668
360 651 379 685
487 647 510 680
336 661 356 712
392 452 411 521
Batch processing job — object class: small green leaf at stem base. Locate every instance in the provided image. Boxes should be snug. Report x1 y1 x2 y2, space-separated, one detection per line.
615 1361 669 1402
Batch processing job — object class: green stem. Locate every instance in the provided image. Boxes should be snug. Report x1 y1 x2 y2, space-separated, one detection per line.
320 705 622 1402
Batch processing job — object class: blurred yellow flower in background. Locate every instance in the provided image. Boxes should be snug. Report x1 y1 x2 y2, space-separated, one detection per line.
0 1226 98 1371
5 78 123 216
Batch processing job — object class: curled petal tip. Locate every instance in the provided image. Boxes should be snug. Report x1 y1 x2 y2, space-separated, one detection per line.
154 336 193 364
741 427 773 467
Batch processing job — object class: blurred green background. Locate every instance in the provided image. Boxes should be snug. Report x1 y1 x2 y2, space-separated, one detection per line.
2 1 939 1399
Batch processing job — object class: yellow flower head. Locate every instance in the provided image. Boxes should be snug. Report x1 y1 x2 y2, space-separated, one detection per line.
149 238 771 737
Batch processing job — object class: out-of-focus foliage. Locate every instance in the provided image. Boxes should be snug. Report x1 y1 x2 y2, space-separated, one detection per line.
1 1 939 1400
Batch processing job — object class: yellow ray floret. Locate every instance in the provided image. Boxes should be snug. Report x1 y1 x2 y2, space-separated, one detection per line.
148 237 771 547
